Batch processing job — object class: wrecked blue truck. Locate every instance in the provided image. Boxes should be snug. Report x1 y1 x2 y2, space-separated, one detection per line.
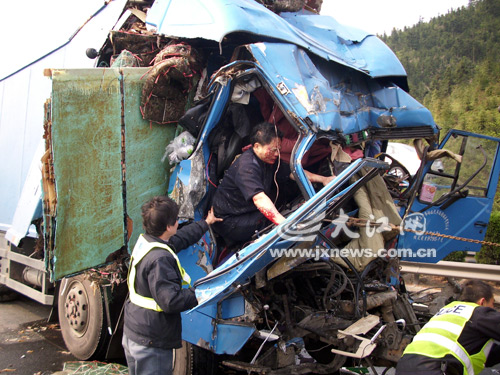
2 0 500 373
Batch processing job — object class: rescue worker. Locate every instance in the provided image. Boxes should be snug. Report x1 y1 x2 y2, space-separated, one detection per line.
396 279 500 375
122 196 221 375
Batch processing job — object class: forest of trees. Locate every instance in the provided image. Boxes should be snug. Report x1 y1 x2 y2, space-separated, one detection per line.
380 0 500 262
380 0 500 139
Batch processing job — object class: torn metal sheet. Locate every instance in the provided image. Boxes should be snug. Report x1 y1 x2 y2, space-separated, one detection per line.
182 309 216 351
147 0 405 78
331 330 379 358
214 324 255 355
246 42 437 134
168 145 207 220
337 314 380 339
190 158 387 311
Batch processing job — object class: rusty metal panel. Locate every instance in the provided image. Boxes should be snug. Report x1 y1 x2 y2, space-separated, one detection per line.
121 68 176 251
50 69 125 279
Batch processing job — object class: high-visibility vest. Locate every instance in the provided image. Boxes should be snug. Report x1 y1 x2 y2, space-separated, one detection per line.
127 234 191 312
403 301 494 375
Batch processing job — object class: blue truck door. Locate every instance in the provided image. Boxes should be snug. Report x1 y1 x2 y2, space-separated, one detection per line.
398 130 500 262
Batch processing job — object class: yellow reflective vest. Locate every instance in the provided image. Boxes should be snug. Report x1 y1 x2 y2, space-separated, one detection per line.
127 234 191 312
403 301 494 375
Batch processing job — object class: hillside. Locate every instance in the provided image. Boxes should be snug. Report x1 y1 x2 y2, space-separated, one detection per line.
381 0 500 261
380 0 500 138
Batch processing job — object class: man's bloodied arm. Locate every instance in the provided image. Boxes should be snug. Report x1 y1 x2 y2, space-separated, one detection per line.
253 192 286 225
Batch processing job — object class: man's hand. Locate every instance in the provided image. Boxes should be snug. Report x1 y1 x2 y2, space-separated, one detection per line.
291 171 336 186
205 207 223 225
319 175 335 186
304 171 335 186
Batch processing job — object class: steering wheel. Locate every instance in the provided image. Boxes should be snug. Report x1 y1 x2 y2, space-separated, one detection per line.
377 153 413 196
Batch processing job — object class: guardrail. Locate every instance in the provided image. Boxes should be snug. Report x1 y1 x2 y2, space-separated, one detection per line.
400 260 500 282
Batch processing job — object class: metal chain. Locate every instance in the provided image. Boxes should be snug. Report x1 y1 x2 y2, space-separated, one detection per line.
401 228 500 247
344 217 500 248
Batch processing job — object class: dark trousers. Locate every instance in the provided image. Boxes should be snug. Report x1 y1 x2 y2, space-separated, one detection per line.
396 354 462 375
212 210 268 245
122 333 173 375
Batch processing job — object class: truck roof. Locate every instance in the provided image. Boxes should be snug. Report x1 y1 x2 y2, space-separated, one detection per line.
147 0 407 80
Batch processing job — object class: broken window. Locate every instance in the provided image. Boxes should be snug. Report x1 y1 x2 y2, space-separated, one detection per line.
419 134 496 203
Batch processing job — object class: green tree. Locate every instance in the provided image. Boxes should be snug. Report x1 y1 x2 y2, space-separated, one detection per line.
476 212 500 264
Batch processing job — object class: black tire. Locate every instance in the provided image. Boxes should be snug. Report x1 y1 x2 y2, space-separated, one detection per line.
173 340 218 375
58 275 109 360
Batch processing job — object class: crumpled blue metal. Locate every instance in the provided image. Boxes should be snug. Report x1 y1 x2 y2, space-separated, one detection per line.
147 0 406 78
245 42 437 133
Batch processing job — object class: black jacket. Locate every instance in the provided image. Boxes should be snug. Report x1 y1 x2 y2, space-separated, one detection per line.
212 148 290 218
123 220 208 349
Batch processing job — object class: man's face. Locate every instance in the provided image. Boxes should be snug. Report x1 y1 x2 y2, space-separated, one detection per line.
254 137 281 165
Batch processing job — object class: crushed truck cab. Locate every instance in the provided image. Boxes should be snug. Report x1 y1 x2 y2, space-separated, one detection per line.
161 46 500 371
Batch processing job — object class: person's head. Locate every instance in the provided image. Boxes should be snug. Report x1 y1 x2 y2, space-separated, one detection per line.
141 196 179 239
459 279 495 308
250 122 283 165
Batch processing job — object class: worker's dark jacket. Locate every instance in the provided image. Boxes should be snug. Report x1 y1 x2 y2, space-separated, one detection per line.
396 305 500 375
123 221 207 349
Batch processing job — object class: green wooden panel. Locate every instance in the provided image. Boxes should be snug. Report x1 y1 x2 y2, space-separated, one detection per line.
51 69 125 279
49 68 177 279
121 68 176 251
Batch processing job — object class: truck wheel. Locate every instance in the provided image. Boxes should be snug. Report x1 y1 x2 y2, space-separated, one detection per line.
58 275 108 360
173 340 218 375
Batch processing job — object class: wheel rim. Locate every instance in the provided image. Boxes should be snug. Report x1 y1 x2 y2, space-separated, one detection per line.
63 280 90 337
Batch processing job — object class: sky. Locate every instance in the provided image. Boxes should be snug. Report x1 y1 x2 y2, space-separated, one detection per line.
322 0 470 35
0 0 471 78
0 0 104 78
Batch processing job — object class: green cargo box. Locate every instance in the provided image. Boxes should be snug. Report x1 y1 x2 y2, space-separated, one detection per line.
48 68 176 280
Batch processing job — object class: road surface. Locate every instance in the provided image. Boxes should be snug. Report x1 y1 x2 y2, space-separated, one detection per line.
0 292 76 374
